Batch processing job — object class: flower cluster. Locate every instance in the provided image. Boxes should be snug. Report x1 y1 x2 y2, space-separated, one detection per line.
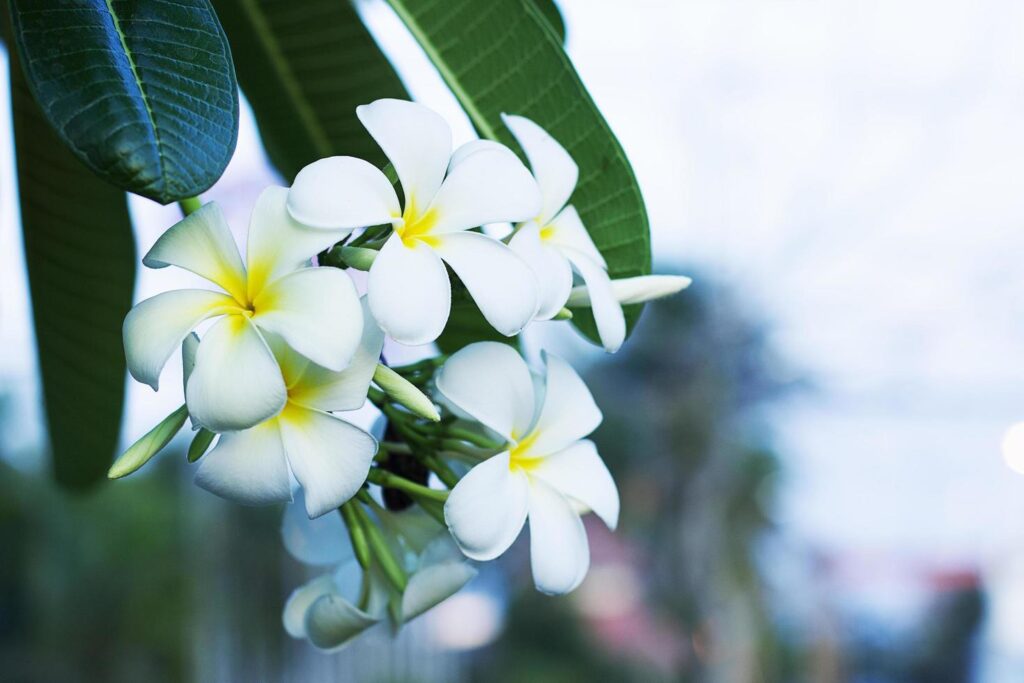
112 99 689 649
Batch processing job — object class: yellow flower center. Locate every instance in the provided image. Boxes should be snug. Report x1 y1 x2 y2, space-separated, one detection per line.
396 196 440 248
508 430 542 472
538 224 556 241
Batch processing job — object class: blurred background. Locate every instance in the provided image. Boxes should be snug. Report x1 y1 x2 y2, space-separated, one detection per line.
3 0 1024 680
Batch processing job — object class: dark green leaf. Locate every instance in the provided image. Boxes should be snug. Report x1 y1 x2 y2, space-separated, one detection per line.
529 0 565 44
9 0 239 203
8 48 137 489
386 0 651 346
435 304 514 355
215 0 409 182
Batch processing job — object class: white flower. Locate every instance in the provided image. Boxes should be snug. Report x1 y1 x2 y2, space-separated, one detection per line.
566 274 693 306
283 562 387 651
501 114 628 352
123 187 362 431
436 342 619 595
287 99 542 345
193 300 382 518
281 493 476 649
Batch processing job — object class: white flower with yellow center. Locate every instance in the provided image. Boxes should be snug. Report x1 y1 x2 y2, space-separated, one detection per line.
501 114 633 352
436 342 619 595
286 98 542 345
193 300 383 518
123 187 361 432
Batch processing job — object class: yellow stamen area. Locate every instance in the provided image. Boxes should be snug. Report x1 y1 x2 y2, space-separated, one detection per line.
279 401 312 426
397 196 440 248
508 430 542 472
539 224 557 241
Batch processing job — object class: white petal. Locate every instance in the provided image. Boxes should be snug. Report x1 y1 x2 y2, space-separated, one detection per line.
564 250 626 353
447 139 508 170
401 562 477 623
278 405 377 518
282 492 354 566
283 574 337 639
367 233 451 345
416 532 464 568
143 202 248 303
287 298 384 412
528 478 590 595
305 592 379 650
567 274 693 306
433 232 538 337
501 114 578 226
444 452 529 561
509 223 572 320
357 99 451 210
545 205 605 267
252 267 363 371
528 352 602 455
532 440 618 530
287 156 400 230
435 342 536 441
246 186 352 297
378 508 446 559
194 420 292 505
186 315 287 432
425 144 541 234
123 289 236 390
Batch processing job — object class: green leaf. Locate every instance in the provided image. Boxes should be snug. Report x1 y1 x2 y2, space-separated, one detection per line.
215 0 409 182
386 0 651 346
435 303 512 355
108 405 190 479
8 0 239 203
8 47 138 490
529 0 565 44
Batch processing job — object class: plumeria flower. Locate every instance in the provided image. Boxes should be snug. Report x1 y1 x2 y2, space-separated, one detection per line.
287 98 542 345
123 187 361 432
501 114 628 352
193 300 382 518
436 342 619 595
566 274 692 307
282 493 476 649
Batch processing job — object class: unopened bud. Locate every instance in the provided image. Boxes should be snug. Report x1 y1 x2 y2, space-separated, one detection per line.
373 364 440 421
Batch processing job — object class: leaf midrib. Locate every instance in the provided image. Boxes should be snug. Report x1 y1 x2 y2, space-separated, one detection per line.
239 0 332 157
103 0 167 186
386 0 500 141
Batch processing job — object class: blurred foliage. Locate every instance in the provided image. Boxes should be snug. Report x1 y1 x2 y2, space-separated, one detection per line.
0 459 189 681
0 450 289 682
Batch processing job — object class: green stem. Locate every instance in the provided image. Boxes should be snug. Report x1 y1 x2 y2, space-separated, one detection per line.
339 502 372 570
350 501 407 592
391 356 446 376
356 569 372 612
367 468 449 502
424 455 460 488
178 196 202 216
439 439 491 459
445 427 505 450
378 441 413 456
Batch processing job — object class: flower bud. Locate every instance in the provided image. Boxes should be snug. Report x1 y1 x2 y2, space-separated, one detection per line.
373 364 441 421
